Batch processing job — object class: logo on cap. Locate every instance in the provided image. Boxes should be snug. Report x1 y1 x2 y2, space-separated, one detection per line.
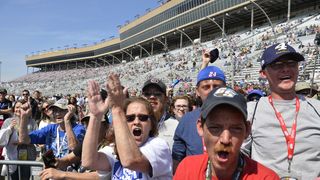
150 78 160 83
275 43 289 54
208 72 217 77
214 87 236 98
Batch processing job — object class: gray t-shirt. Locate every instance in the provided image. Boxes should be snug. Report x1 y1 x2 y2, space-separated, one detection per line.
242 95 320 179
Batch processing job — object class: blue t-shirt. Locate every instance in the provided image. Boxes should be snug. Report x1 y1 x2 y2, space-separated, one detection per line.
172 108 203 162
29 123 86 158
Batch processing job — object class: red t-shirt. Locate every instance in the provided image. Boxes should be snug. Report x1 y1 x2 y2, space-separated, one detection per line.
174 154 279 180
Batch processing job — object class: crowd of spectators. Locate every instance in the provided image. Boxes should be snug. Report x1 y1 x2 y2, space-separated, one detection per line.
0 13 319 180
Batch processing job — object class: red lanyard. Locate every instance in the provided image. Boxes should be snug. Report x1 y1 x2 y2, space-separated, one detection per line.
268 96 300 172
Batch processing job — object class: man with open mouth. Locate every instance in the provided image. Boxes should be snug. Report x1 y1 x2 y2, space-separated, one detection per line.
174 87 279 179
242 43 320 179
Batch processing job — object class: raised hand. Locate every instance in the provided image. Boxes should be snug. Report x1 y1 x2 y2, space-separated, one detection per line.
87 80 109 118
9 119 17 130
202 49 211 65
64 104 76 121
20 102 32 120
106 73 125 108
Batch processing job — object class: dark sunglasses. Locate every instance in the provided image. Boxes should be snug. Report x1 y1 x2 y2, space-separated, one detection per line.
142 92 163 98
126 114 150 122
267 60 298 70
23 93 29 96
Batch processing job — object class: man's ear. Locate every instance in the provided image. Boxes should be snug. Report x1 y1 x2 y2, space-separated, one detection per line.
196 118 204 137
195 87 200 98
259 69 267 79
245 121 251 139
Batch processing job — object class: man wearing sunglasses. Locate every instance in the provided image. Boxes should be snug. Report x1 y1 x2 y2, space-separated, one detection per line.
172 65 226 173
141 78 178 151
242 43 320 179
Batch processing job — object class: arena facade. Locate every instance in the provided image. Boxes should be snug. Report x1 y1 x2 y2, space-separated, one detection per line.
25 0 319 71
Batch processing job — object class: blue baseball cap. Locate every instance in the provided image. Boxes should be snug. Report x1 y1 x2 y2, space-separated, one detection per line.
247 89 264 99
196 66 226 86
260 43 304 69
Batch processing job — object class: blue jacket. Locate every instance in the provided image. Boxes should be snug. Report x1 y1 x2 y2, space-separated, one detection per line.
172 108 203 162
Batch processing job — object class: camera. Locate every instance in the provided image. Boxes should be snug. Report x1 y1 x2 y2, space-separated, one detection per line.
42 149 56 168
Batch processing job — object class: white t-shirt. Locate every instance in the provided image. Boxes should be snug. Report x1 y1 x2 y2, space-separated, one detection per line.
98 137 172 180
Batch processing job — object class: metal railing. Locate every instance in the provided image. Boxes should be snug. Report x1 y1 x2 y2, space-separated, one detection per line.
0 160 44 180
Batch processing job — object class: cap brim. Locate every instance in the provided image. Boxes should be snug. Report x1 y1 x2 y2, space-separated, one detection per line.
142 83 165 93
49 105 68 110
262 52 304 69
202 102 247 121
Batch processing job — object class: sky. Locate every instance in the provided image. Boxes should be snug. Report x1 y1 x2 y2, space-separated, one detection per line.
0 0 160 82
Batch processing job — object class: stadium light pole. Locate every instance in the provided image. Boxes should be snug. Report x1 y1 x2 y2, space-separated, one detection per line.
135 44 151 57
153 37 168 52
249 0 276 39
175 28 200 62
105 54 121 64
206 16 235 88
175 28 194 46
120 49 135 62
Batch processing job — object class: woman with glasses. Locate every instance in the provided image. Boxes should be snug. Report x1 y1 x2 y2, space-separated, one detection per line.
82 73 172 179
170 95 191 121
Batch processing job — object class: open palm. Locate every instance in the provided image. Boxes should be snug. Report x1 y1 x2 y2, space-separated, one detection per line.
87 80 109 118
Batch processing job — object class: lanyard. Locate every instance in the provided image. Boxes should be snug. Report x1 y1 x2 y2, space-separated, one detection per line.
157 111 167 129
56 126 67 157
268 96 300 173
205 154 244 180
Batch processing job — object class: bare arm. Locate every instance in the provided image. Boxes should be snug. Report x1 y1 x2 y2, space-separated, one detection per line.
0 108 12 115
81 80 111 171
55 152 80 171
200 49 211 70
40 168 100 180
18 103 32 144
64 105 78 151
107 73 151 174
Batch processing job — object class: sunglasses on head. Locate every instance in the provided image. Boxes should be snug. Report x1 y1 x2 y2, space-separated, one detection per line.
126 114 150 122
142 92 163 98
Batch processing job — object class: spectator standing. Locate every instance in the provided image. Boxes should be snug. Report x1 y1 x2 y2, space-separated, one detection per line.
19 99 86 158
141 78 178 151
0 100 38 180
170 95 191 121
82 74 172 179
0 88 12 128
174 87 279 179
242 43 320 179
0 88 12 162
172 66 226 173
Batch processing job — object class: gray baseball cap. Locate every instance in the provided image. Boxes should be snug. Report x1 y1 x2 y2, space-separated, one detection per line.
201 87 247 121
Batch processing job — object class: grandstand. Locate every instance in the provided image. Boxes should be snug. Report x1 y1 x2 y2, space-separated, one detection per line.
2 0 320 96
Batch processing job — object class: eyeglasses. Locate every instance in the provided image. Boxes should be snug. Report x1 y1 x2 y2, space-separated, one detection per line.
22 93 29 96
142 92 163 98
175 105 189 109
267 60 298 70
126 114 150 122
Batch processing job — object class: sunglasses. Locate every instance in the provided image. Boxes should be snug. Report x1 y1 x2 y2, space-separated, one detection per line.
267 60 298 70
23 93 29 96
126 114 150 122
142 92 163 98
